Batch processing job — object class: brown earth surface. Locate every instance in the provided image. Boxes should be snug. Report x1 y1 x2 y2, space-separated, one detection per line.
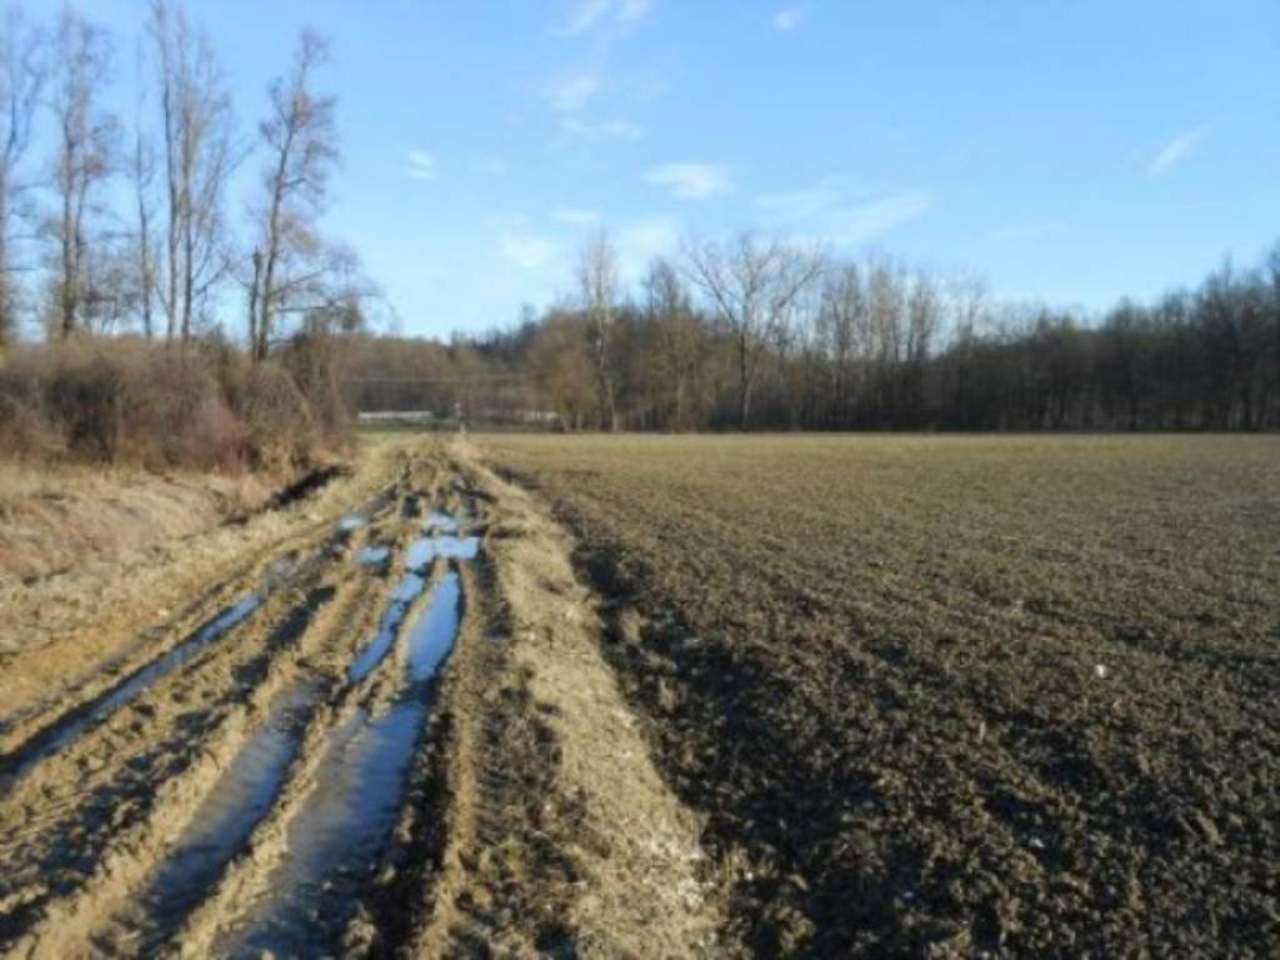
0 436 718 958
474 433 1280 958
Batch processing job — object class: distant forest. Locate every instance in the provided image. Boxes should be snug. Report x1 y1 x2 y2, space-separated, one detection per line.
348 234 1280 432
0 6 1274 439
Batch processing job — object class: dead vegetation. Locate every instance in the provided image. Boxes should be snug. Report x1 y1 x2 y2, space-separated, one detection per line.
477 433 1280 958
0 337 342 473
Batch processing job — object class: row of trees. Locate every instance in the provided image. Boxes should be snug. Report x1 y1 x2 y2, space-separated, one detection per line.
348 232 1280 432
0 2 368 357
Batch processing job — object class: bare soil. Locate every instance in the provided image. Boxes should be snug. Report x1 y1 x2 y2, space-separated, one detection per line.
0 436 716 958
475 433 1280 958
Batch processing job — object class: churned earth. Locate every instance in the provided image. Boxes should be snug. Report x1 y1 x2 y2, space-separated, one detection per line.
474 433 1280 958
0 436 721 958
3 431 1276 958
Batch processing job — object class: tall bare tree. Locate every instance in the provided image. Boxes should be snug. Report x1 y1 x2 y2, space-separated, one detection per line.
577 229 619 430
130 42 158 339
685 232 824 429
643 255 700 430
47 4 115 339
0 6 44 348
247 29 337 361
147 0 236 342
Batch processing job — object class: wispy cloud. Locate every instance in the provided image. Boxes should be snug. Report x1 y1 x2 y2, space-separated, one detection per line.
835 192 933 243
500 223 560 270
644 163 731 199
757 181 933 244
406 150 437 181
773 7 802 31
560 0 655 36
985 219 1067 243
1148 126 1208 176
617 218 679 280
757 183 843 220
547 70 603 113
474 157 508 177
619 0 655 24
553 207 601 226
561 116 645 140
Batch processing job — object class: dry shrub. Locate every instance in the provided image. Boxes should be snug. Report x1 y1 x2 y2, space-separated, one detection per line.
0 393 63 461
0 335 338 475
237 361 319 472
280 332 350 442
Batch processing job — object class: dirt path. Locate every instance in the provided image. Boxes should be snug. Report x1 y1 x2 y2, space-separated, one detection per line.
0 438 720 958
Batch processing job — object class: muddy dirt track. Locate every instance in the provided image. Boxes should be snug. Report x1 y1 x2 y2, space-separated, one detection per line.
0 439 719 958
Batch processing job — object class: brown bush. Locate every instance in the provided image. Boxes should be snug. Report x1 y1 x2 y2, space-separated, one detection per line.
0 336 340 475
237 361 319 472
0 393 64 461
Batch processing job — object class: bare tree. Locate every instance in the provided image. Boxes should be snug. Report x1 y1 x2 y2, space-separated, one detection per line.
147 0 237 342
47 5 116 340
817 263 867 426
247 29 337 361
577 229 619 430
684 232 824 429
129 43 158 339
0 6 44 347
644 255 701 429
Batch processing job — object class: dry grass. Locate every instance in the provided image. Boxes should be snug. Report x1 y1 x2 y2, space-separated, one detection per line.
0 461 274 581
475 433 1280 957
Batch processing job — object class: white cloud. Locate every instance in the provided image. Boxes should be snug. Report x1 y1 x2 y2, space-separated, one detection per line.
475 157 508 176
563 0 611 34
1149 126 1207 176
553 207 601 226
985 220 1067 243
560 0 655 36
773 7 802 30
617 218 679 280
619 0 655 23
757 184 844 221
561 116 645 140
644 163 731 199
757 181 933 244
547 70 602 113
500 225 560 270
406 150 436 181
835 192 933 243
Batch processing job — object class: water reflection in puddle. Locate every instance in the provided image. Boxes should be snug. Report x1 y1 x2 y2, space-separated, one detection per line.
356 545 391 567
3 594 263 785
347 572 426 684
135 683 317 942
216 573 463 957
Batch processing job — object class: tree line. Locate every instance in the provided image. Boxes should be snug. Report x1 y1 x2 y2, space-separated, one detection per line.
347 231 1280 433
0 1 370 357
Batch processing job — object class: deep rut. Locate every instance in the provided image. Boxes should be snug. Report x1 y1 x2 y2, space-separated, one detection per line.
0 451 484 959
0 444 720 959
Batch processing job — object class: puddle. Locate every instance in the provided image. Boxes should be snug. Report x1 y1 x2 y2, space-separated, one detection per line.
424 510 459 534
349 511 478 682
347 572 427 683
2 595 263 785
406 533 480 569
337 514 368 533
132 684 318 943
215 573 464 957
357 545 392 567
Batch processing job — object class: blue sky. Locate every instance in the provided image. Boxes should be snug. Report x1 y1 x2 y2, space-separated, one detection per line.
87 0 1280 338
